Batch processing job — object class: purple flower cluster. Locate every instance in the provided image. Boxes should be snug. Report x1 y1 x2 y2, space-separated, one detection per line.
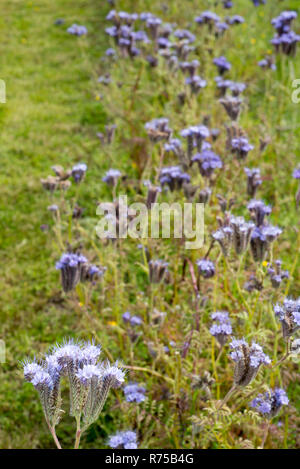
213 56 231 75
196 258 215 279
209 312 232 346
274 297 300 338
231 137 254 160
122 311 143 327
124 383 146 403
251 388 289 418
67 24 87 36
267 260 289 289
108 430 138 449
159 166 190 191
271 11 299 56
230 339 271 386
192 150 223 178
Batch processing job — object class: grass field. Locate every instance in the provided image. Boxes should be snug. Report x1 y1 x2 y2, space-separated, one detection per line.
0 0 299 449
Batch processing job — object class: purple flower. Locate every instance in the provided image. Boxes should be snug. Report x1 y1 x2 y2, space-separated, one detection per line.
159 166 190 191
67 24 87 36
251 388 289 418
274 297 300 338
56 253 88 292
102 168 121 186
245 168 262 197
71 163 87 183
192 150 223 178
196 259 215 279
124 383 146 403
227 15 245 25
230 339 271 386
213 56 231 75
293 166 300 179
108 430 138 449
231 137 254 159
210 312 232 346
247 199 271 226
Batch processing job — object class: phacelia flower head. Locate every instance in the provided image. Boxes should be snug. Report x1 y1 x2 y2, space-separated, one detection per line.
293 166 300 179
67 24 88 36
71 163 87 183
56 253 88 292
148 259 169 284
231 137 254 159
210 312 232 346
213 56 231 75
251 388 289 418
108 430 138 449
230 338 271 386
102 168 122 187
159 166 190 191
250 224 282 262
274 297 300 338
267 260 289 289
245 168 262 197
145 117 172 142
196 258 215 279
124 383 146 403
229 216 255 254
212 226 233 256
192 150 223 178
247 199 272 226
220 97 242 121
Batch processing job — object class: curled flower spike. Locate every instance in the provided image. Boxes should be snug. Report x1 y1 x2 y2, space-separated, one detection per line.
250 225 282 262
229 216 255 255
56 253 88 292
220 97 242 121
212 226 233 257
148 259 169 283
274 298 300 339
244 168 262 197
247 199 272 226
230 338 271 387
23 339 126 448
267 260 289 289
250 388 289 418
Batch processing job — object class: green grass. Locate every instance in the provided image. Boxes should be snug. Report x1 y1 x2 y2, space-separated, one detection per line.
0 0 299 449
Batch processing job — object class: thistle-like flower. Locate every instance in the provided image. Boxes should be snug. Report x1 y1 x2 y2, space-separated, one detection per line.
250 388 289 418
23 339 126 448
230 338 271 386
274 297 300 338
